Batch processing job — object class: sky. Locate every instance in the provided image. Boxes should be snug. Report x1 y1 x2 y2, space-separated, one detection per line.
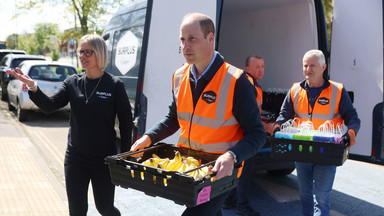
0 0 129 42
0 1 72 41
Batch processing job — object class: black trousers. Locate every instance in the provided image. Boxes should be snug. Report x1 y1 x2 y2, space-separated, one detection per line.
224 157 254 208
64 157 120 216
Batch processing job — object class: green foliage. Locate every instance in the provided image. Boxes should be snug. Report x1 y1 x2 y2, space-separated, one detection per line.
17 0 126 36
322 0 334 48
51 47 61 61
34 23 59 55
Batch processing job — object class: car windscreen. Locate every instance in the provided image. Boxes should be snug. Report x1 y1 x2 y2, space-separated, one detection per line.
28 66 76 81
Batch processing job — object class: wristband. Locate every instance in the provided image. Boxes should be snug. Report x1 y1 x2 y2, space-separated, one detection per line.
227 150 237 164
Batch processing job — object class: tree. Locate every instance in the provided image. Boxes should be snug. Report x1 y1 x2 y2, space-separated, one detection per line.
322 0 334 48
35 23 59 55
17 0 127 36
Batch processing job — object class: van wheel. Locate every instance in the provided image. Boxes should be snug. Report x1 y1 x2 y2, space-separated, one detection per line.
8 100 15 111
267 168 295 176
17 102 28 122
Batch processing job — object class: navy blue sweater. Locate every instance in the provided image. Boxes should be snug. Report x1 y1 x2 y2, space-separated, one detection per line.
145 53 266 164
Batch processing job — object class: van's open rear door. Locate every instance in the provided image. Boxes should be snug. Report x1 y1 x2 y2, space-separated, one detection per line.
139 0 217 143
330 0 384 163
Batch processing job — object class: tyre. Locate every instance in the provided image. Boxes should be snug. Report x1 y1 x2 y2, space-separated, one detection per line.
266 168 295 176
8 100 15 111
1 89 7 101
17 102 28 122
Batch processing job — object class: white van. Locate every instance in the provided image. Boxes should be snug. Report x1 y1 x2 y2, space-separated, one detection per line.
102 0 383 168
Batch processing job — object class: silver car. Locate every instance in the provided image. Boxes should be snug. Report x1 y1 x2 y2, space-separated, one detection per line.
7 60 77 121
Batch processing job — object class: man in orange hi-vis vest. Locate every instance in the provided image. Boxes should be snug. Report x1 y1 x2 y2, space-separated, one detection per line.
273 49 360 216
223 55 271 216
130 13 266 216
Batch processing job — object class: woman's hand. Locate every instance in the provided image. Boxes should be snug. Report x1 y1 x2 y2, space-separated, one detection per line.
6 68 37 92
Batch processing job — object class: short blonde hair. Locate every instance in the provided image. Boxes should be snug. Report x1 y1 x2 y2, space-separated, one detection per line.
79 34 108 69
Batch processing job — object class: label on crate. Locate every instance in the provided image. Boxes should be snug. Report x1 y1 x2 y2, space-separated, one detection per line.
196 186 211 205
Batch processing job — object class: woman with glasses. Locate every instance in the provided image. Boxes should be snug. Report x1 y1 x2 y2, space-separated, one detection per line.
7 34 133 216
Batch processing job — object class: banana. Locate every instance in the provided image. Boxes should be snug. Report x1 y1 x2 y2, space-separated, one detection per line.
174 151 182 163
158 158 170 169
142 158 155 166
177 163 187 172
186 156 200 167
187 170 196 178
199 166 211 175
165 151 183 171
140 151 211 179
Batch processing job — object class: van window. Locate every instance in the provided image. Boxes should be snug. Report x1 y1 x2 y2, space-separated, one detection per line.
110 26 144 106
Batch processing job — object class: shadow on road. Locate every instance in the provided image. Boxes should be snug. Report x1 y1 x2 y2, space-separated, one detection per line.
10 109 70 128
223 171 384 216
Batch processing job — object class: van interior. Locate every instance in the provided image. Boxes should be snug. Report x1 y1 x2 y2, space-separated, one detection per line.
218 0 323 117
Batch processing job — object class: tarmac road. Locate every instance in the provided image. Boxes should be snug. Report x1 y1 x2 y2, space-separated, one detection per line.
1 94 384 216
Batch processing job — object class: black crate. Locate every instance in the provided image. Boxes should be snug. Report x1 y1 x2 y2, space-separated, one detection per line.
105 143 238 207
271 138 350 166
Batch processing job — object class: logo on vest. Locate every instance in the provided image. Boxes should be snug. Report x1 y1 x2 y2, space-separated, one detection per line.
318 97 330 105
202 91 217 104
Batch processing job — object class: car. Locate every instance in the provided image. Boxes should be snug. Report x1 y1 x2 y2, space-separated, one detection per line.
0 49 26 63
7 60 77 121
0 54 46 100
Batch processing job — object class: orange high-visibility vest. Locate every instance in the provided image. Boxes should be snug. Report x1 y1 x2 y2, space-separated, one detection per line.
290 80 343 129
173 62 244 153
246 75 262 113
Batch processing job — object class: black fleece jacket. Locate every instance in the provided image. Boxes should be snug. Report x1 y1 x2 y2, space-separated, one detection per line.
29 72 133 164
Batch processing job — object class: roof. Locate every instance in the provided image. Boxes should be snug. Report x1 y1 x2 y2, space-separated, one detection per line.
0 49 26 54
20 60 76 68
4 54 45 60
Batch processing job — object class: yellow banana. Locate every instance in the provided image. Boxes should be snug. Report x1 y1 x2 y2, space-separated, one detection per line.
186 156 200 167
199 166 213 175
194 169 205 180
158 158 170 169
174 151 182 163
187 170 196 178
177 163 187 172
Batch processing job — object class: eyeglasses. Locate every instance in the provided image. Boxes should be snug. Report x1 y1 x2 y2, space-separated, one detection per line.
78 49 95 57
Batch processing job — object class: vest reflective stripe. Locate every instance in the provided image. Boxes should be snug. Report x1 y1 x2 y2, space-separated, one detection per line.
178 137 239 152
173 63 244 153
291 81 343 129
246 75 262 113
173 64 187 100
256 85 263 111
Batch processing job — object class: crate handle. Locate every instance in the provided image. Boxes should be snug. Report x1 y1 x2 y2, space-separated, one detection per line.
183 160 216 174
118 143 168 158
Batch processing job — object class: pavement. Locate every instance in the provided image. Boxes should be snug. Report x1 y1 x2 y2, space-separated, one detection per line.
0 96 186 216
0 100 68 215
0 54 187 216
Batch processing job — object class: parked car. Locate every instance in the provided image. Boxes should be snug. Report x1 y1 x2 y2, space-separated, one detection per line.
0 54 46 100
0 49 26 63
7 60 77 121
